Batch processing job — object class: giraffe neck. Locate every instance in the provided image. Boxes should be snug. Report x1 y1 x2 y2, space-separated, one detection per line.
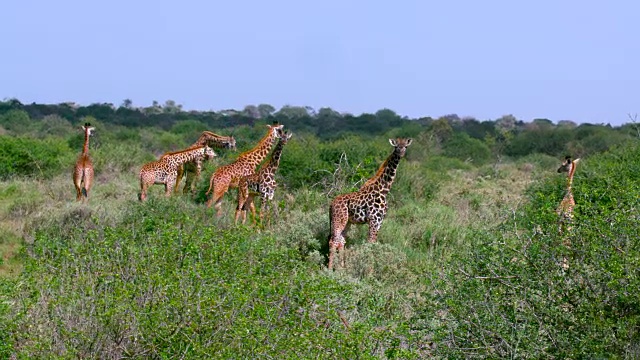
262 139 285 173
566 161 578 189
168 146 206 165
364 149 402 194
82 129 91 155
193 132 233 148
238 129 277 166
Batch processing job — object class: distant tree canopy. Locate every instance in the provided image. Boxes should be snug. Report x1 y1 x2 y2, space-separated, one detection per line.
0 98 636 159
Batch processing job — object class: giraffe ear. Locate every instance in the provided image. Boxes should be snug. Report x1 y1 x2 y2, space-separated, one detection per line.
389 139 397 146
405 138 413 146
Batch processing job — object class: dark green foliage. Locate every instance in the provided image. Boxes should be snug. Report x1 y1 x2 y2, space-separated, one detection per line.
0 136 73 179
427 141 640 358
442 132 492 165
0 109 33 134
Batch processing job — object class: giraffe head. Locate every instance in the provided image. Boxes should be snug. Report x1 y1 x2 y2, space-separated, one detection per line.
82 122 95 136
225 137 237 150
557 156 580 174
276 128 293 143
268 122 285 137
389 137 413 157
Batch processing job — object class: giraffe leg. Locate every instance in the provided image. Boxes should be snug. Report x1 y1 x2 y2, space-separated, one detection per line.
165 176 177 197
235 184 248 225
328 204 348 270
186 162 202 195
73 169 83 201
83 167 94 203
139 182 148 202
248 195 259 225
328 239 338 270
206 175 230 217
175 165 185 194
367 222 380 243
75 185 83 202
259 195 269 226
367 218 382 243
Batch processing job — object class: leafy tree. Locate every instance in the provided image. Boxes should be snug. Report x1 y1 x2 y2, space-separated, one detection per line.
430 118 453 144
0 109 31 134
276 105 310 119
162 100 182 114
242 105 260 119
257 104 276 118
121 99 133 109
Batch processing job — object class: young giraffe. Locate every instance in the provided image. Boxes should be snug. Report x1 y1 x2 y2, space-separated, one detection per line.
73 122 95 202
556 155 580 234
205 122 284 216
556 155 580 270
172 131 236 194
235 129 293 225
139 145 216 201
328 137 413 270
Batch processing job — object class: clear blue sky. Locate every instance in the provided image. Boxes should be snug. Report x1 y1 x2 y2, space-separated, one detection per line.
2 0 639 125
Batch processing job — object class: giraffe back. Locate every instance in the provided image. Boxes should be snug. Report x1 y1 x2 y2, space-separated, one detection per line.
142 145 216 182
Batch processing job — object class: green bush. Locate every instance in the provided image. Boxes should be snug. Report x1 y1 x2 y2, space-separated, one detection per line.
427 141 640 358
442 132 492 166
8 199 421 358
0 136 73 179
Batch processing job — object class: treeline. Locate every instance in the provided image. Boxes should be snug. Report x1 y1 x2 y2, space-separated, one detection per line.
1 98 638 163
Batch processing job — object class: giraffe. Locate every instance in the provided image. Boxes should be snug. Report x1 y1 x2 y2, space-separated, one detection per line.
139 145 216 201
327 137 413 270
556 155 580 234
172 131 236 194
235 129 292 225
556 155 580 270
205 122 284 216
73 122 95 202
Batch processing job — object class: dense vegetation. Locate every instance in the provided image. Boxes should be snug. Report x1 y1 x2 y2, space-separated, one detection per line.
0 99 638 358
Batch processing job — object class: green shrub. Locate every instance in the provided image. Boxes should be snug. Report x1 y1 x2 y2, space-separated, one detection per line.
8 198 421 358
442 132 492 166
0 136 73 179
427 141 640 358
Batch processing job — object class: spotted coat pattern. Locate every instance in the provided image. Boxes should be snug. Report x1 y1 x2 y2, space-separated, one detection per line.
139 145 216 201
205 123 284 216
235 129 292 225
73 123 95 202
328 138 413 270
